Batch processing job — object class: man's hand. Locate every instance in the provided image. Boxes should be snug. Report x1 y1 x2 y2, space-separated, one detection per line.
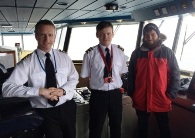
39 88 64 101
49 87 65 97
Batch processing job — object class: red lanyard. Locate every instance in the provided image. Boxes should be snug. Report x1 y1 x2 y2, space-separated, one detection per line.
98 45 113 74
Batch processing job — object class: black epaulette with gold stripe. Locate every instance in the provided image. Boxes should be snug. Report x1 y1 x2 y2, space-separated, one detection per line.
118 45 124 51
85 47 94 54
59 49 67 53
21 53 32 61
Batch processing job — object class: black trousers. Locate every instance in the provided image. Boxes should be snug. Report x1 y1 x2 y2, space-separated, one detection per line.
89 89 122 138
36 100 76 138
136 110 171 138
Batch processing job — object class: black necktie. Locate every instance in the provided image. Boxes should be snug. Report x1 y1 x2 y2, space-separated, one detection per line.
104 48 111 78
45 53 58 106
105 48 110 67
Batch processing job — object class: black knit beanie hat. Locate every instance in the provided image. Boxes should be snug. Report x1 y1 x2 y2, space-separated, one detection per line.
143 23 160 36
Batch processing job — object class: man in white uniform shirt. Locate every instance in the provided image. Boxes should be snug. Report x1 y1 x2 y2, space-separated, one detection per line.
2 20 79 138
81 21 128 138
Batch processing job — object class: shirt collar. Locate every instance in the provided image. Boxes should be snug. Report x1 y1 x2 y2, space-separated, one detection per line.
37 48 53 59
99 44 111 52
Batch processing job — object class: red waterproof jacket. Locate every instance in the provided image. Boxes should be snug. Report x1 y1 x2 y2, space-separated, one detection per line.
128 43 180 112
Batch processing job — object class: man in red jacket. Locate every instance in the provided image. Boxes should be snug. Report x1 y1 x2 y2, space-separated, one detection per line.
128 23 180 138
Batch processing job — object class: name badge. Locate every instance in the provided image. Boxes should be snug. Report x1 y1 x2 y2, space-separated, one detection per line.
104 77 114 83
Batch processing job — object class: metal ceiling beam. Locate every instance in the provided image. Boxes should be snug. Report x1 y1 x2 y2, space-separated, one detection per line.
53 15 132 24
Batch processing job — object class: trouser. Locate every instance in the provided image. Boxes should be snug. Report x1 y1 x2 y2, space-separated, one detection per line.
36 100 76 138
136 110 171 138
89 89 122 138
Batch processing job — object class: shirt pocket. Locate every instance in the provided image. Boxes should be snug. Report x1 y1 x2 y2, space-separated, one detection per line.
90 57 104 78
91 58 101 69
113 61 122 74
30 72 45 87
56 67 69 86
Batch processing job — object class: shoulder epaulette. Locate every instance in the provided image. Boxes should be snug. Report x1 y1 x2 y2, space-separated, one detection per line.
21 53 32 61
59 49 67 53
85 47 94 54
118 45 124 51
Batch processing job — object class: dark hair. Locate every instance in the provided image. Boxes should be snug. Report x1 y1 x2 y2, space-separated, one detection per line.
96 21 113 32
34 19 55 35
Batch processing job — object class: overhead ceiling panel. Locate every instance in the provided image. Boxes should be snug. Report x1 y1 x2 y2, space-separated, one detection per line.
26 23 35 29
16 0 36 7
63 10 91 20
0 28 6 33
25 28 34 33
120 0 170 13
76 11 104 19
0 21 11 29
26 23 36 33
1 7 17 22
97 0 150 11
0 0 179 33
42 9 63 20
19 22 28 28
88 11 111 18
117 0 134 4
82 0 116 10
115 12 132 17
53 10 77 21
19 28 26 33
52 0 77 9
0 21 9 24
142 0 173 8
67 0 96 10
104 10 131 17
29 8 48 22
0 12 6 22
13 28 23 33
0 0 15 6
17 8 33 22
8 22 18 28
35 0 56 8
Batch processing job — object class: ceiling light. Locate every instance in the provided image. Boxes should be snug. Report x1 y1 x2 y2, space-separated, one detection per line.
1 24 12 28
28 22 36 26
8 30 15 32
56 2 69 6
81 22 86 25
55 24 61 28
116 19 122 22
119 6 127 10
105 3 118 11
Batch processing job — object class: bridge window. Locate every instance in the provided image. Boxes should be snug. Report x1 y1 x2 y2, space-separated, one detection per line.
0 35 2 45
68 24 139 60
53 29 62 49
146 17 178 49
176 15 195 72
58 27 67 50
68 26 98 60
112 24 139 60
3 34 22 48
23 34 37 50
53 27 67 50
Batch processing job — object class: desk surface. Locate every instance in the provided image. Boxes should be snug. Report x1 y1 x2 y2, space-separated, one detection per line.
172 94 195 113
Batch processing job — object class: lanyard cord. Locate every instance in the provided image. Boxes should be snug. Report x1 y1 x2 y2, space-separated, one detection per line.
35 49 57 73
98 45 113 74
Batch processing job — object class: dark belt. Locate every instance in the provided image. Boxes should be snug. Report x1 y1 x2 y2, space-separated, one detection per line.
90 88 119 92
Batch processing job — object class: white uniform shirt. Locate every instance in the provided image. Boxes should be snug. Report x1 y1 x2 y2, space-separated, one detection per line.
2 49 79 108
80 44 128 91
